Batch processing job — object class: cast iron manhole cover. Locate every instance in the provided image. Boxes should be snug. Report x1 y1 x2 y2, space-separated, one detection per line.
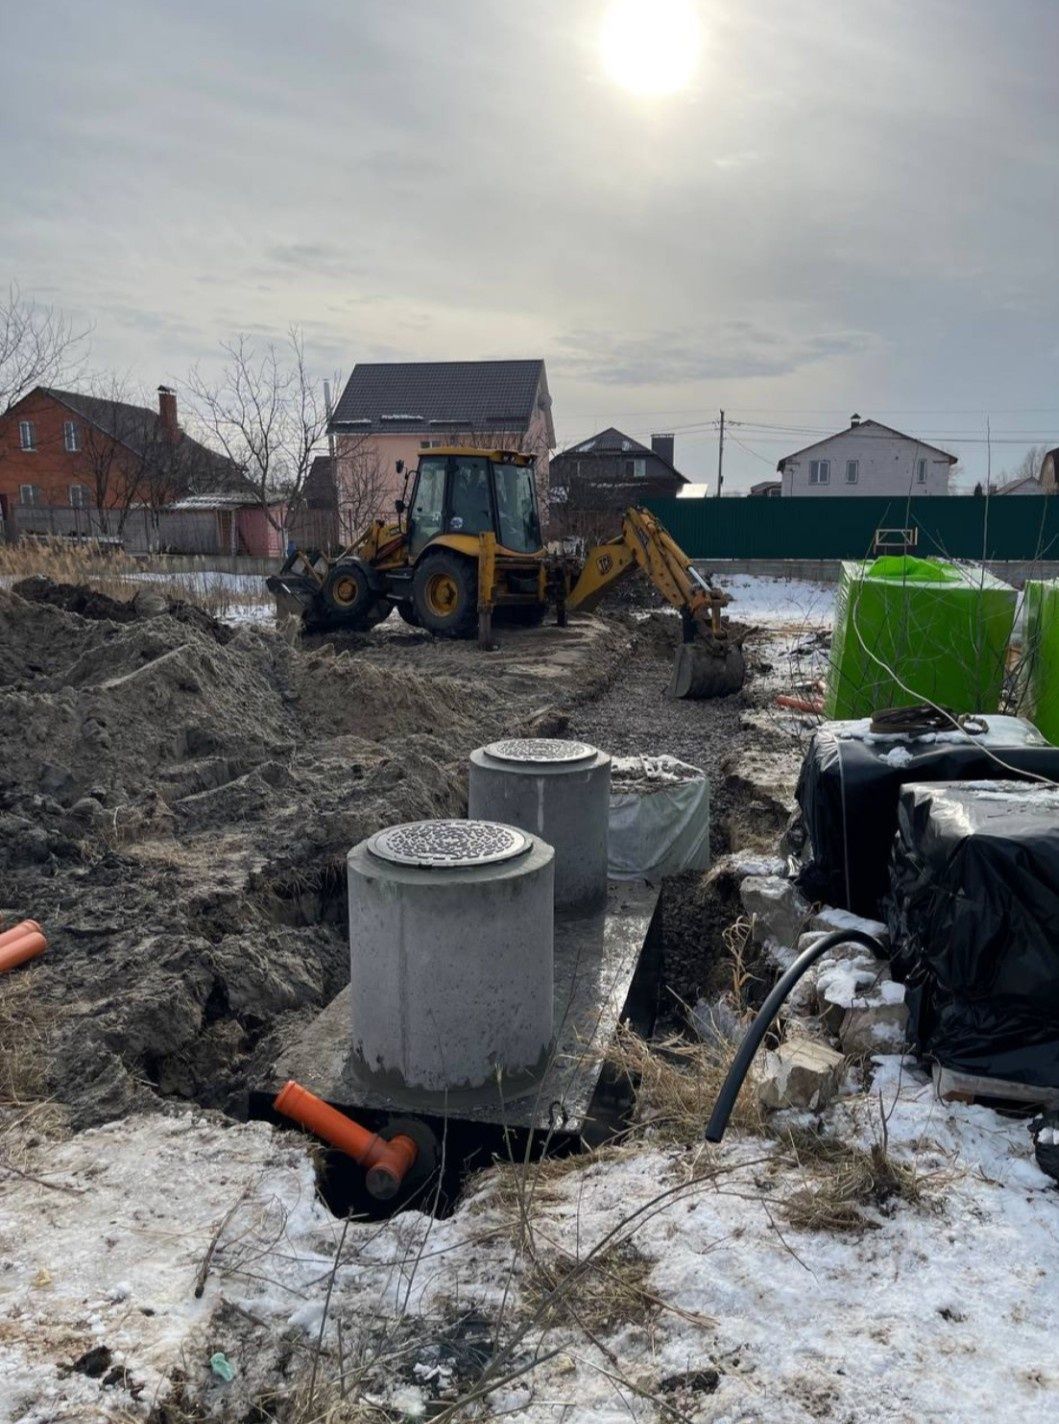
368 819 530 868
483 738 595 764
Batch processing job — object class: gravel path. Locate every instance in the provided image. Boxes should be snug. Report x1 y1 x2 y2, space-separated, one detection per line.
566 616 746 856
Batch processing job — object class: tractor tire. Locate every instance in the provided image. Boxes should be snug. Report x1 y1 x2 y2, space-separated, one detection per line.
412 552 478 638
396 601 421 628
320 562 389 631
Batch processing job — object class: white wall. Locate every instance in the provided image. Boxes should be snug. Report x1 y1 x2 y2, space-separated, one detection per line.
779 422 952 497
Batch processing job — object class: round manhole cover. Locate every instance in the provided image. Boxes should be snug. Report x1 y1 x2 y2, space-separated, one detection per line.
483 738 596 764
368 819 531 868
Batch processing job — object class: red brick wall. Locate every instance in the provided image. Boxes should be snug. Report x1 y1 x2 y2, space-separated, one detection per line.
0 390 142 509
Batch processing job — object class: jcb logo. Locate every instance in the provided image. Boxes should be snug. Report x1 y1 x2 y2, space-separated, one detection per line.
596 554 613 574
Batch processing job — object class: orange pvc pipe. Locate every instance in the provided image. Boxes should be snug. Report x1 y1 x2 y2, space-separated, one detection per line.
775 694 824 715
0 920 42 951
273 1080 418 1201
0 930 48 975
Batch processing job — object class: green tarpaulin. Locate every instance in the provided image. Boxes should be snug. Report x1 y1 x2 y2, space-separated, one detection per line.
825 556 1016 719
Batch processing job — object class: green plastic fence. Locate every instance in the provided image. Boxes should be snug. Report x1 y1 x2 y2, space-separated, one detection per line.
825 557 1017 719
644 495 1059 561
1024 580 1059 745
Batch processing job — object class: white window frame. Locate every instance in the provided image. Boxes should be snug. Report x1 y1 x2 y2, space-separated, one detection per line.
19 420 36 451
809 459 830 485
623 456 647 479
916 458 927 485
19 484 42 506
845 459 859 485
63 420 79 453
69 483 90 509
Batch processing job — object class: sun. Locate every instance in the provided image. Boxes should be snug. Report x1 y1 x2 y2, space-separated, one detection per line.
600 0 702 97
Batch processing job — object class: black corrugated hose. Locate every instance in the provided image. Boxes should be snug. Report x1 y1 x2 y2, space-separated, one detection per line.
704 928 886 1143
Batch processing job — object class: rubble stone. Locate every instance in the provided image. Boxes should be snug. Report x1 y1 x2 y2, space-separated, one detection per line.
740 874 812 948
810 906 890 951
839 983 910 1055
756 1039 846 1112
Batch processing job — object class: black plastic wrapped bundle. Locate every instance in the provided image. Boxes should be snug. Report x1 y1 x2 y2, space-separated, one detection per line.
888 780 1059 1089
792 716 1059 917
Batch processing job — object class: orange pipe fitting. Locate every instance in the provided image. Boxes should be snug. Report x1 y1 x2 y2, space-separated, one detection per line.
0 920 42 951
0 927 48 975
273 1080 418 1201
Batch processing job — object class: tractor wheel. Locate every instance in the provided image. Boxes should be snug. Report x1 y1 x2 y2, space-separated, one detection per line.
321 562 389 630
412 552 478 638
396 601 421 628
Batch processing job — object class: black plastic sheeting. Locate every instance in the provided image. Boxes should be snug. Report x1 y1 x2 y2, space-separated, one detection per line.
888 780 1059 1088
792 725 1059 917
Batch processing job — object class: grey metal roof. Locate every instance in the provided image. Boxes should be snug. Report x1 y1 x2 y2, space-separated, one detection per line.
554 426 685 481
329 360 553 443
776 418 958 471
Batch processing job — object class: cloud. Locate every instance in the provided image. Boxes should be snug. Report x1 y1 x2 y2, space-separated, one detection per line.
554 323 871 386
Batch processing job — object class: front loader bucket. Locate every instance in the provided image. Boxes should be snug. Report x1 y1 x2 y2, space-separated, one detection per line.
669 636 746 699
266 572 321 625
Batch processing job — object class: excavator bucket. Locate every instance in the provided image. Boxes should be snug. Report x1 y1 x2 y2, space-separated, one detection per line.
668 633 746 699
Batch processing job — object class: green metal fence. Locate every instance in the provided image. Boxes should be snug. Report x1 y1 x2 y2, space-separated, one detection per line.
644 495 1059 562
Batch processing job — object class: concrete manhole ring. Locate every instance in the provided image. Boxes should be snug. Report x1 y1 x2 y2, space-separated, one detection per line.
368 819 531 868
483 737 596 765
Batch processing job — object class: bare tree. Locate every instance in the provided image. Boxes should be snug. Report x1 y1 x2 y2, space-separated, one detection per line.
998 444 1048 490
76 378 152 534
335 435 391 540
184 329 335 531
0 284 89 416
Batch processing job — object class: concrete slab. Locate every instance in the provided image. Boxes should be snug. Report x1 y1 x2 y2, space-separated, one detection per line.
272 880 660 1134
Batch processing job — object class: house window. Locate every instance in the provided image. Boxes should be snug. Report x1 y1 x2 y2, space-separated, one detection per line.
623 457 646 479
63 420 79 452
19 484 43 506
916 458 927 484
19 420 36 451
69 484 90 509
845 460 859 485
809 459 830 485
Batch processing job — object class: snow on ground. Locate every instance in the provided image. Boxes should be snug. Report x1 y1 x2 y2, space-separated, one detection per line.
714 574 836 628
4 1064 1057 1423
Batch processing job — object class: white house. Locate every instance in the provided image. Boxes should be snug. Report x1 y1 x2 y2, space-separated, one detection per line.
777 416 956 497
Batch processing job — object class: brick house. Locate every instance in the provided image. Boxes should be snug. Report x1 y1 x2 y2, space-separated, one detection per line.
0 385 241 536
327 360 555 539
549 428 686 534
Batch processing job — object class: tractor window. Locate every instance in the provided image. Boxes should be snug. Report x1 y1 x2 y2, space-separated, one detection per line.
494 462 541 553
409 457 446 556
448 459 493 536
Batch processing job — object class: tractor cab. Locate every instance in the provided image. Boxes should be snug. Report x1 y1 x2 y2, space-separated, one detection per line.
406 449 542 558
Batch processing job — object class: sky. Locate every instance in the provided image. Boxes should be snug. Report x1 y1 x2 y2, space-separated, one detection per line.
4 0 1059 494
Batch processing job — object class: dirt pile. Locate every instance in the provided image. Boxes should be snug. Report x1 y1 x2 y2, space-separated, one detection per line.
0 586 516 1126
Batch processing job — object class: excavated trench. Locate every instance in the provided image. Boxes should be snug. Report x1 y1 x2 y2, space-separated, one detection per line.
0 582 759 1220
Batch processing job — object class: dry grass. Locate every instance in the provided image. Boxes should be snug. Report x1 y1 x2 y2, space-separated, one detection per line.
0 976 53 1110
605 1021 767 1144
523 1239 657 1334
0 538 272 619
778 1125 932 1233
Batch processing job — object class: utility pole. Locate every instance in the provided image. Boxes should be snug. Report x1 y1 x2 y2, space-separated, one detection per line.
715 410 725 497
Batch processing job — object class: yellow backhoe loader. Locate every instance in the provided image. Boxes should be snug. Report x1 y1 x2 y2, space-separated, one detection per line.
268 447 744 697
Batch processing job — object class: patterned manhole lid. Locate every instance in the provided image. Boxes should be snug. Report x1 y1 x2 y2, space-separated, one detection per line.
483 738 595 764
368 819 530 868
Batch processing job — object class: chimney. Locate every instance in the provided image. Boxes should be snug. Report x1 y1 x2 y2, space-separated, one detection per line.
850 412 862 426
651 432 675 466
158 385 179 444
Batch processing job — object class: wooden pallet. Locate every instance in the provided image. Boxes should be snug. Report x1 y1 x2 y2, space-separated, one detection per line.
934 1063 1059 1110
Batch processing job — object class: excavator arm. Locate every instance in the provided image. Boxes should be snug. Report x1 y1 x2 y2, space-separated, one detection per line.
566 507 730 636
